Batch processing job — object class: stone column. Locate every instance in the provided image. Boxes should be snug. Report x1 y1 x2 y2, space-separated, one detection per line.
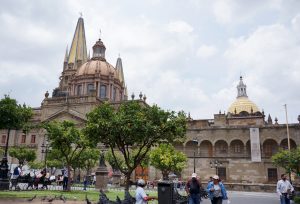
95 151 108 190
112 170 121 187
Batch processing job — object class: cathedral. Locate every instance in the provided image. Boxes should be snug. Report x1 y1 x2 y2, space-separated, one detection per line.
1 17 299 186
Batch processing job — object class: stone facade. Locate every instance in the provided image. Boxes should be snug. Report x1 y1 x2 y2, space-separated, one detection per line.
1 17 299 187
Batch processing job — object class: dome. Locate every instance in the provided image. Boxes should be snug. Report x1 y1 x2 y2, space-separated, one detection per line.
75 60 117 76
228 96 260 114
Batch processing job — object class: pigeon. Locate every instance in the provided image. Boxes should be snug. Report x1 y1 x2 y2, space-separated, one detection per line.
86 194 92 204
48 195 57 202
59 194 66 203
27 195 36 202
116 196 122 204
41 196 47 201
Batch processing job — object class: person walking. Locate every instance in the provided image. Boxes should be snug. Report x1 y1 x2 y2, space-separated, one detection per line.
277 174 294 204
135 179 157 204
62 166 68 191
186 173 201 204
206 175 228 204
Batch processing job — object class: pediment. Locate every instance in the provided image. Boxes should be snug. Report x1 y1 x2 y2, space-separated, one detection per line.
43 109 86 124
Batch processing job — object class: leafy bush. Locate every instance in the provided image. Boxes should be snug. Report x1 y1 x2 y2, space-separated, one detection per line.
294 196 300 204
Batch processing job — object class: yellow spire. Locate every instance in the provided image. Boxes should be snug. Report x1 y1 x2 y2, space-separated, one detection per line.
68 17 87 67
116 55 125 84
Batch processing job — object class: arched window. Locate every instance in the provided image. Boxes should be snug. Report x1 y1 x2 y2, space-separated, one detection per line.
263 139 278 157
77 85 82 96
100 85 107 99
87 84 94 94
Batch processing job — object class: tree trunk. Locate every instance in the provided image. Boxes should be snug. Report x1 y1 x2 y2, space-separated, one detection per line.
162 171 169 180
125 173 131 191
67 165 71 191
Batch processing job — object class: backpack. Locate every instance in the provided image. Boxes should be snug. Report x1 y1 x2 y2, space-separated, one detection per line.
189 179 200 194
13 167 19 176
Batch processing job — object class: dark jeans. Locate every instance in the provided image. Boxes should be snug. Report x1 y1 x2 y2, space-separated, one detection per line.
280 194 290 204
189 193 201 204
211 197 223 204
63 177 68 190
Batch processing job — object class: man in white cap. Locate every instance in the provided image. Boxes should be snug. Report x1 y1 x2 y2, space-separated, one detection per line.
135 179 157 204
186 173 201 204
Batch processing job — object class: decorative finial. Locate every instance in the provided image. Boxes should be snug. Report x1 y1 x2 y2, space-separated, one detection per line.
131 93 135 100
219 110 221 114
143 94 147 101
79 12 83 17
139 92 143 100
99 29 102 39
275 117 278 125
45 91 49 98
251 107 253 114
234 108 237 114
118 53 120 58
298 115 300 123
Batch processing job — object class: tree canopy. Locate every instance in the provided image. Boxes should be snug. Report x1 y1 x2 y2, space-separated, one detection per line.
150 143 187 179
272 147 300 176
0 95 33 131
84 101 187 189
44 120 92 191
8 147 36 165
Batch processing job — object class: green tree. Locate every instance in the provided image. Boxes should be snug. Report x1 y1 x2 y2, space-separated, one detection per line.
150 143 187 180
84 101 186 189
44 120 91 191
8 147 36 165
0 95 33 157
76 147 100 176
272 147 300 175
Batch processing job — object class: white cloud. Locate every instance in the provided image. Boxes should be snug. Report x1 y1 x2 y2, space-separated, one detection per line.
167 20 194 33
212 0 282 25
223 16 300 120
196 44 218 58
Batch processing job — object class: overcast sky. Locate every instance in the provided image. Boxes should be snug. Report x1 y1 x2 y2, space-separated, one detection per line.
0 0 300 123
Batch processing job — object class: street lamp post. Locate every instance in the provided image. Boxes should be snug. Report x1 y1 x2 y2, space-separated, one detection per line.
0 127 11 190
41 137 51 168
192 139 198 173
210 160 222 175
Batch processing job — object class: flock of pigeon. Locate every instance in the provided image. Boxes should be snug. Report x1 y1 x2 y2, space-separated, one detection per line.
25 189 137 204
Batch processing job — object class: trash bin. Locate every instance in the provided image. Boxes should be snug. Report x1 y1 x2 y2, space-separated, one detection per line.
158 181 175 204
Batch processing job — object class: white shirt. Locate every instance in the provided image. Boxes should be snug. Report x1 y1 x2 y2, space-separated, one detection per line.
276 179 294 196
136 186 147 204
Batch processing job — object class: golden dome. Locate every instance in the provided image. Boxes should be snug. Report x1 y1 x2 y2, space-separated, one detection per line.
75 60 117 76
228 96 260 114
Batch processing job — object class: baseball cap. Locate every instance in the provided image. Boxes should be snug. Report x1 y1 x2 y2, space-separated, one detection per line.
192 173 197 178
212 175 219 180
137 179 145 186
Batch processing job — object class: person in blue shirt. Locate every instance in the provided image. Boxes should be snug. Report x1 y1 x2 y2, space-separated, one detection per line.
206 175 228 204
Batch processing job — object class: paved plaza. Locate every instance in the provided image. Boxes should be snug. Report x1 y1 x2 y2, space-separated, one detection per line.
201 191 279 204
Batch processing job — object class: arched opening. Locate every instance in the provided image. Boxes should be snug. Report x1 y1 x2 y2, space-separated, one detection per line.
280 139 297 150
199 140 213 157
263 139 278 157
215 140 228 157
185 140 198 157
230 140 244 156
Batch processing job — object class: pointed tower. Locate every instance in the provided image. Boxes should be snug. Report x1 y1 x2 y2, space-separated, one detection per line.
57 17 88 93
116 55 125 85
237 76 247 97
63 46 69 70
68 17 88 69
